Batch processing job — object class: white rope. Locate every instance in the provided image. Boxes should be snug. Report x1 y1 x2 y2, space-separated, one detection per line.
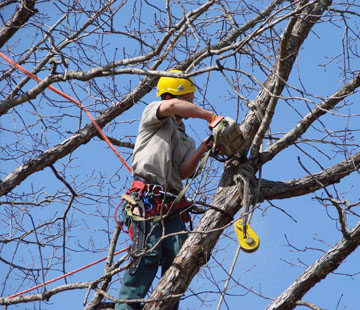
216 160 263 309
216 244 241 310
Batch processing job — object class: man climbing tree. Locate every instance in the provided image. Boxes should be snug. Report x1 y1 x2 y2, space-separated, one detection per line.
115 70 219 310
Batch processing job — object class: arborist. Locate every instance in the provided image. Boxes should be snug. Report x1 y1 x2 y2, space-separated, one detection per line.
115 70 222 310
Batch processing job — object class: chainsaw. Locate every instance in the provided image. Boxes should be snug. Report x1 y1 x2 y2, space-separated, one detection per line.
208 116 244 161
208 116 260 253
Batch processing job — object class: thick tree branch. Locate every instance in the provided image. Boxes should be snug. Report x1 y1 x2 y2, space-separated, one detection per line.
256 73 360 167
267 221 360 310
250 3 300 159
0 76 154 197
0 0 37 48
259 151 360 201
240 0 333 157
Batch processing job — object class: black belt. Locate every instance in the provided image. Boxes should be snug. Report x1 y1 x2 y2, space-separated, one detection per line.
133 175 151 184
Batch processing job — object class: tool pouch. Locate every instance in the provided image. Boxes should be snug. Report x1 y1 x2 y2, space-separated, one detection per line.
122 194 146 275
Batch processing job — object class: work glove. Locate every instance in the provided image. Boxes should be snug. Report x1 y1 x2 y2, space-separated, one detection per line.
208 114 224 130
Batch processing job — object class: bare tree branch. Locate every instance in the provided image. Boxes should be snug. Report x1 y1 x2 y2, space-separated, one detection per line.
259 151 360 201
0 0 38 48
267 221 360 310
257 73 360 167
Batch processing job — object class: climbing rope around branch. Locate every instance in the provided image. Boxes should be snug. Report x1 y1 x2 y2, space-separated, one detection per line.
234 163 258 227
217 162 260 309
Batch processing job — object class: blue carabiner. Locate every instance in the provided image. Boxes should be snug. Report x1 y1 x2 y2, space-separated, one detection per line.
142 195 153 212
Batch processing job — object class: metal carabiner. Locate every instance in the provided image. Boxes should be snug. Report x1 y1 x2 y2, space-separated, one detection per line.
151 185 164 196
142 195 153 212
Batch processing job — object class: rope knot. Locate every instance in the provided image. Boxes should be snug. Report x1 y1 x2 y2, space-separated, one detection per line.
233 162 259 222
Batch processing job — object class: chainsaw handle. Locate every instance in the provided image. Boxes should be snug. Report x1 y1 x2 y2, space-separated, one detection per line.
203 134 214 151
204 135 228 161
204 134 214 145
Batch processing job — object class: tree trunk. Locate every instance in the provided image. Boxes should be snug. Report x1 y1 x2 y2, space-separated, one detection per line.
144 166 242 309
144 1 333 309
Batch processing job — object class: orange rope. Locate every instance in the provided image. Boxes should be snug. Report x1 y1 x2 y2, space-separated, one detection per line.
1 52 134 299
7 246 130 299
0 52 132 174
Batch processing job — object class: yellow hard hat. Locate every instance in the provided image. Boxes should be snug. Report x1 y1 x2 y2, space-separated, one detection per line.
156 70 196 97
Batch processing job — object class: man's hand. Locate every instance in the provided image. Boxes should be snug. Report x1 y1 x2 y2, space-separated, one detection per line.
179 135 214 179
200 135 214 152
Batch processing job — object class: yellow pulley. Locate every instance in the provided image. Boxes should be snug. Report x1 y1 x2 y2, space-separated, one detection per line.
234 218 260 253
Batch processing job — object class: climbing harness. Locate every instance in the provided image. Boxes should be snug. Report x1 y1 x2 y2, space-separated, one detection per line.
115 180 196 274
119 180 194 223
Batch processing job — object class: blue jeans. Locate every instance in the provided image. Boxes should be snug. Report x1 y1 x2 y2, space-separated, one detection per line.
115 217 188 310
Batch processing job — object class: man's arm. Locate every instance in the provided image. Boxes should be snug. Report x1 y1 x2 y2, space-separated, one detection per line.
178 138 211 180
157 98 214 121
157 98 217 179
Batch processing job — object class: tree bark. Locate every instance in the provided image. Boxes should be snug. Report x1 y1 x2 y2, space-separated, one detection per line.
143 166 243 309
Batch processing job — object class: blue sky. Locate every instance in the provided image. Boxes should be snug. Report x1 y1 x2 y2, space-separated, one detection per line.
1 1 360 310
